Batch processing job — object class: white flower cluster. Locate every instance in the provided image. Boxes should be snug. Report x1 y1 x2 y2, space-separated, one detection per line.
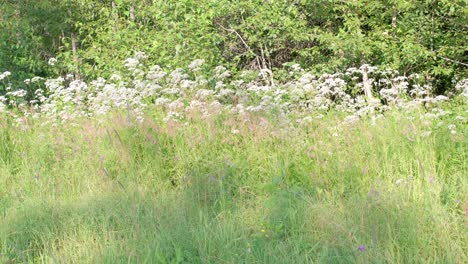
48 58 58 66
0 71 11 81
454 79 468 98
0 53 466 128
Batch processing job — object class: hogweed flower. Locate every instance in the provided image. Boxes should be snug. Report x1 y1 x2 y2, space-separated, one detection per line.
188 59 205 72
0 57 465 127
0 71 11 81
48 58 58 66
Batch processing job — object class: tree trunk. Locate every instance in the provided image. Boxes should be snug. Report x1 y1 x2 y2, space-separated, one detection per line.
112 1 118 32
129 5 135 22
362 69 374 99
71 32 80 79
14 5 21 46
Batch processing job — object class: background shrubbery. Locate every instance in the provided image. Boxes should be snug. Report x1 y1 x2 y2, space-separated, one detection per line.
1 0 466 93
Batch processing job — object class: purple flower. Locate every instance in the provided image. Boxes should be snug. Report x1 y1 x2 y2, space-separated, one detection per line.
357 245 367 252
368 188 380 198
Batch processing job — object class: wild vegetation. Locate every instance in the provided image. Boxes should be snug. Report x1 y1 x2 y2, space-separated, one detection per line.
1 0 466 91
0 0 467 263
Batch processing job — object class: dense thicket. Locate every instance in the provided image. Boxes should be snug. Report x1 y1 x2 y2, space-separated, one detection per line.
1 0 466 93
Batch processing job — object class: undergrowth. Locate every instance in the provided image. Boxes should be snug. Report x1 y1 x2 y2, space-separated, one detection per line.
0 107 466 263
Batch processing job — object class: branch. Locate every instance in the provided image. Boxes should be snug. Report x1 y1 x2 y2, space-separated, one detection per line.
436 55 468 67
217 23 262 69
217 23 251 51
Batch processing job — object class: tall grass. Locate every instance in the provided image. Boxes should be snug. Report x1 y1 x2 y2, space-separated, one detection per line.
0 107 466 263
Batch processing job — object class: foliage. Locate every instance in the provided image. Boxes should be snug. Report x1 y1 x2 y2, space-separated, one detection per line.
1 0 466 92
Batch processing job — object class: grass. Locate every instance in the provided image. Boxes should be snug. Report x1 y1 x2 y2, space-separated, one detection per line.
0 107 466 263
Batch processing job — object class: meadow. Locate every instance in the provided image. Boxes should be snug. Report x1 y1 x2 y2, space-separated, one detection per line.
0 56 467 263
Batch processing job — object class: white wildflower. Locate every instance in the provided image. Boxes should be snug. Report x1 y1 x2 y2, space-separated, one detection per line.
0 71 11 81
48 58 58 66
188 59 205 72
